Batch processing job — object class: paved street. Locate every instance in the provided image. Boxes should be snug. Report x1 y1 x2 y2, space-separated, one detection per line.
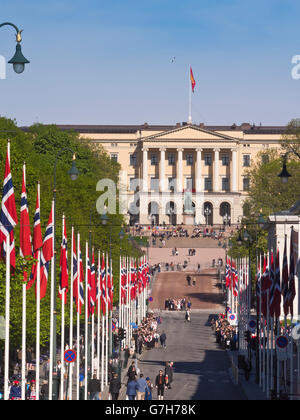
138 311 246 400
149 269 225 310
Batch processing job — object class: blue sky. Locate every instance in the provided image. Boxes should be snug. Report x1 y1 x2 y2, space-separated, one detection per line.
1 0 300 126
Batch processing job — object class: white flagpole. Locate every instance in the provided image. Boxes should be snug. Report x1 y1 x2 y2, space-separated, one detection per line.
49 201 55 400
21 163 27 401
4 233 10 401
69 226 74 400
119 255 122 331
188 66 192 124
105 253 109 386
101 253 105 391
84 241 88 400
76 233 81 401
91 248 95 378
60 214 65 401
36 247 41 401
97 250 101 381
21 278 26 401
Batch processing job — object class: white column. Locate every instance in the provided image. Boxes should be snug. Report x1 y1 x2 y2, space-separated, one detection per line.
214 148 220 192
196 148 202 192
231 148 238 192
177 148 183 193
142 148 148 192
159 147 166 192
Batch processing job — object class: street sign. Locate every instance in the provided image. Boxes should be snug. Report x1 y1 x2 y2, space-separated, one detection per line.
229 314 237 326
112 322 116 331
276 335 289 349
248 320 257 331
64 349 77 364
149 297 153 302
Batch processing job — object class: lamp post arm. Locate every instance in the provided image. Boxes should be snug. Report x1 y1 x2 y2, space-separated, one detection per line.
0 22 20 34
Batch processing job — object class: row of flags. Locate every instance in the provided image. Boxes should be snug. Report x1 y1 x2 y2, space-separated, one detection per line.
225 230 296 320
0 141 150 315
256 234 296 319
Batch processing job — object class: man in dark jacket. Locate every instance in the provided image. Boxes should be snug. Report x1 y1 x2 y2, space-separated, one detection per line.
165 361 174 389
109 373 121 400
155 370 167 400
88 374 101 400
160 332 167 348
124 345 130 368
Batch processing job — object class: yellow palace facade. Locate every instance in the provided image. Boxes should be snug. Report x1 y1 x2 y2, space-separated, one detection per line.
57 122 284 226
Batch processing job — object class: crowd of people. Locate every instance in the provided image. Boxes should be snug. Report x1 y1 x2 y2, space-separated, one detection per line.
211 314 238 351
164 297 192 312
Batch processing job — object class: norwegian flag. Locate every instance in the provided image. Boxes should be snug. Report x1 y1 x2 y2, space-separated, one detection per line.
256 262 261 311
138 259 143 295
261 255 272 318
27 185 43 290
88 250 96 317
75 237 85 314
120 258 127 305
58 216 68 304
20 164 32 282
271 249 281 319
72 231 79 311
39 204 54 299
100 254 107 315
268 252 275 316
226 258 231 289
130 260 137 301
0 145 18 272
107 263 114 310
281 236 289 317
288 231 296 317
231 260 238 297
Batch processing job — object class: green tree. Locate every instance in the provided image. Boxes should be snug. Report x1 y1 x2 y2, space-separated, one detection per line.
0 117 142 352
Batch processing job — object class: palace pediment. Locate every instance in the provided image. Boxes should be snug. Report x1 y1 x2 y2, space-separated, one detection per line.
140 124 239 144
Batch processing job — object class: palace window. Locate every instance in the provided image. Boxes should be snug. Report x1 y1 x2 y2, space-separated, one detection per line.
243 155 251 167
168 177 176 191
185 177 193 191
150 153 158 166
204 154 212 166
204 177 212 191
150 177 159 192
110 153 118 162
222 177 230 191
186 153 193 166
168 153 176 166
129 178 139 191
261 154 269 164
130 153 137 166
221 154 229 166
243 177 250 191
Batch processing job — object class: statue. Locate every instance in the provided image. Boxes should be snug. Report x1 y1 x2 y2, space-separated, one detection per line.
183 190 193 214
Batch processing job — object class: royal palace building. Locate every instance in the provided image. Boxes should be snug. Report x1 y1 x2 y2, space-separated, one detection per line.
54 122 285 226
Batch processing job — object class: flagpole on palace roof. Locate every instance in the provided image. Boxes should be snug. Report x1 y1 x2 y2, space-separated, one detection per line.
188 66 192 124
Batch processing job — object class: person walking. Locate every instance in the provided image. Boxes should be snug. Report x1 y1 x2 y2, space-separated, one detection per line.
136 373 147 400
145 377 153 400
124 345 130 369
165 362 174 389
155 370 167 400
88 374 101 400
160 331 167 349
126 378 138 401
185 310 191 323
109 373 121 401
